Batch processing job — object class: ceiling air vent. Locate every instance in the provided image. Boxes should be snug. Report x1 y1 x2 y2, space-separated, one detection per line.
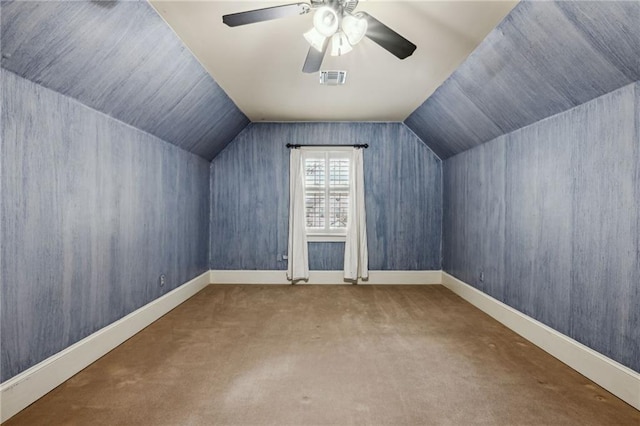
319 70 347 86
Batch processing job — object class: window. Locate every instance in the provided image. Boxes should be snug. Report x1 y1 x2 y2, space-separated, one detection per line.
302 149 351 241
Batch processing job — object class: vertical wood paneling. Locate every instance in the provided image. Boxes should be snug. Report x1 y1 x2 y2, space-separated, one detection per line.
308 243 345 271
634 83 640 372
504 113 573 335
209 124 289 271
405 1 640 159
443 83 640 373
365 124 442 270
443 136 506 301
0 1 249 160
209 123 442 271
569 84 639 368
0 70 210 382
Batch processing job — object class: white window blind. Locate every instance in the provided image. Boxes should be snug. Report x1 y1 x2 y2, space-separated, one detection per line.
303 149 351 240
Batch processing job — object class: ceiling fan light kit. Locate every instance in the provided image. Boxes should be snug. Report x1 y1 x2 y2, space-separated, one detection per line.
223 0 416 74
313 6 339 37
341 13 367 45
304 27 328 52
330 31 352 56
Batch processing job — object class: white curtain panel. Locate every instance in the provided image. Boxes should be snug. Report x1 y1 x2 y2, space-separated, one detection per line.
287 149 309 281
344 148 369 280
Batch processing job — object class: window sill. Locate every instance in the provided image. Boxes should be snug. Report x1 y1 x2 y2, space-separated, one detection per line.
307 235 346 243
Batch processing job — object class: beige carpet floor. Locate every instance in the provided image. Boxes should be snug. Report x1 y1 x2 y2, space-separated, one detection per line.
5 285 640 425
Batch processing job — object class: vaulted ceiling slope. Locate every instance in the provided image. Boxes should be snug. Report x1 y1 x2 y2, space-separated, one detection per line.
1 1 249 160
405 1 640 159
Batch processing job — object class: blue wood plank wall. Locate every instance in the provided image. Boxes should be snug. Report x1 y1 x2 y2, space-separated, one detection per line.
1 0 249 160
0 70 211 382
209 123 442 271
443 82 640 373
405 1 640 159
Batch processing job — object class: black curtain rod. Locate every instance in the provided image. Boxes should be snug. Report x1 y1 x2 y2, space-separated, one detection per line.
286 143 368 149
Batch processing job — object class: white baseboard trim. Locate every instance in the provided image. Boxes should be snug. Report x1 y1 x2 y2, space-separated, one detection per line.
441 272 640 410
210 270 443 285
0 270 211 423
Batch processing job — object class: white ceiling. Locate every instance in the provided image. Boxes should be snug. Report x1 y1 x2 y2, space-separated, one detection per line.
150 1 517 122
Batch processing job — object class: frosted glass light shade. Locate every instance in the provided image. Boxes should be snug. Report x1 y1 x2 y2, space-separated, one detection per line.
330 32 353 56
313 6 339 37
304 27 327 52
342 14 368 45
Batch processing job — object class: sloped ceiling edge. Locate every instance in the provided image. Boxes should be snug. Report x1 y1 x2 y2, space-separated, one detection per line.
1 0 250 161
404 1 640 159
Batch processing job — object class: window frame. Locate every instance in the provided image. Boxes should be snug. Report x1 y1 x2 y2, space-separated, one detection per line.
300 147 352 242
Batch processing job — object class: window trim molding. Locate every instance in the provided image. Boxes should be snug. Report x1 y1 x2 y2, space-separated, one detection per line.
306 234 347 243
300 147 352 240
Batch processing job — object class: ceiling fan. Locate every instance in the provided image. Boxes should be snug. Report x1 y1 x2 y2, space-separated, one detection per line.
222 0 417 74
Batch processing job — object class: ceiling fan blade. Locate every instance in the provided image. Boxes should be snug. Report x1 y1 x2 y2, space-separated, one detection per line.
302 43 328 74
360 12 416 60
223 3 311 27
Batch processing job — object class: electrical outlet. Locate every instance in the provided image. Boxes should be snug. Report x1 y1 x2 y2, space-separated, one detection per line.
479 272 484 282
159 274 166 287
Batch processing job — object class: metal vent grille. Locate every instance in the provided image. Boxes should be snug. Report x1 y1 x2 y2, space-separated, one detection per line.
319 70 347 86
343 0 358 13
